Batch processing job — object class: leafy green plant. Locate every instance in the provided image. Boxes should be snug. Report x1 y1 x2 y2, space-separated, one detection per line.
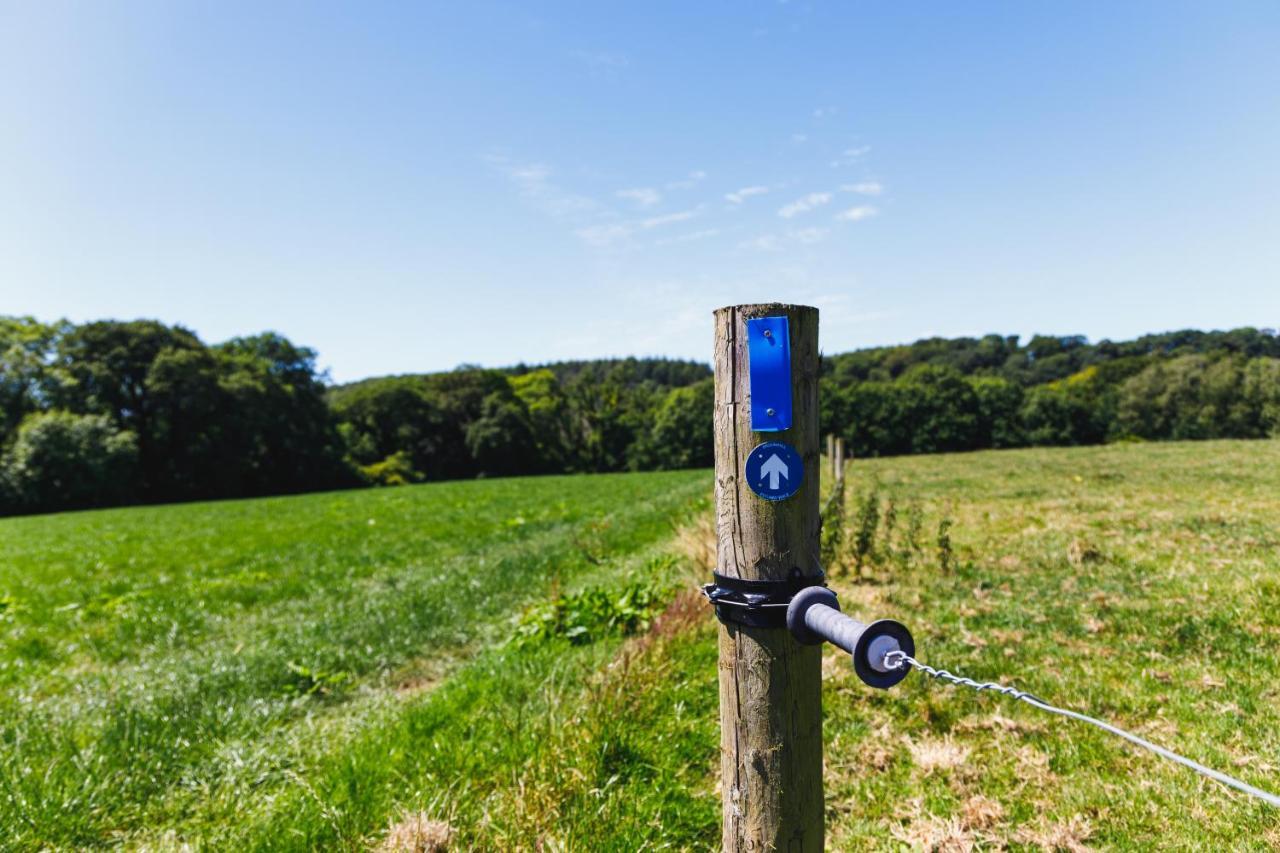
513 568 676 647
358 450 424 487
283 661 351 697
820 479 846 570
936 516 954 573
852 489 881 570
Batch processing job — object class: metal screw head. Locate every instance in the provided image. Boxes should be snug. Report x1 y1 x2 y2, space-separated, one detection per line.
762 329 772 338
766 408 776 417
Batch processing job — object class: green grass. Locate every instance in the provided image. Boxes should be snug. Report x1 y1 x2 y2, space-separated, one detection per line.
814 440 1280 848
5 441 1280 849
0 471 712 849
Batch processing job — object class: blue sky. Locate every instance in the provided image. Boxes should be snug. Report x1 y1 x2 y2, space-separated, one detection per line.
3 1 1278 382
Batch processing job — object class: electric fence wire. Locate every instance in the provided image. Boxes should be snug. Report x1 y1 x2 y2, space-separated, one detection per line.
882 650 1280 809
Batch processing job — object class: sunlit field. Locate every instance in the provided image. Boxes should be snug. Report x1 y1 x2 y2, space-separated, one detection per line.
4 440 1280 849
0 471 711 849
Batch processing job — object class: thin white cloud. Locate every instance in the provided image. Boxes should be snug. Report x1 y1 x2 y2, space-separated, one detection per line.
574 223 632 247
575 207 700 248
738 227 827 251
791 227 829 245
655 228 721 246
640 209 697 229
617 187 662 208
739 234 782 252
489 155 601 220
725 185 769 204
778 192 833 218
836 205 878 222
841 181 883 196
829 145 872 167
665 170 707 190
791 133 808 144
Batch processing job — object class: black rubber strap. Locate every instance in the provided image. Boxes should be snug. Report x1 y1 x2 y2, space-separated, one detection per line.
702 568 828 629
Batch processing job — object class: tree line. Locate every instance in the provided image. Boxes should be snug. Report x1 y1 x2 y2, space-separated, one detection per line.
821 330 1280 456
1 316 1277 516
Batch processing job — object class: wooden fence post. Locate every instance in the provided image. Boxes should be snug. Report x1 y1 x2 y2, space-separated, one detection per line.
713 303 823 851
827 433 835 478
834 437 845 484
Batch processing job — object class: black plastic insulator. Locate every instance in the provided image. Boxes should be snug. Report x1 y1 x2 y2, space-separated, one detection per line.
786 586 914 689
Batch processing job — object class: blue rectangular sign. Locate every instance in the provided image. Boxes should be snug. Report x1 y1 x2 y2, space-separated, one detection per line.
746 315 792 432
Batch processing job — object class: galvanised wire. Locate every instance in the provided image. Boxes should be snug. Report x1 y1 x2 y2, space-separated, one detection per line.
882 650 1280 809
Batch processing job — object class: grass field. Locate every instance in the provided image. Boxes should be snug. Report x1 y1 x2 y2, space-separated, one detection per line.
3 440 1280 849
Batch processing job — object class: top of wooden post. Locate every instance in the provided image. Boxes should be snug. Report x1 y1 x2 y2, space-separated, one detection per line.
712 303 821 582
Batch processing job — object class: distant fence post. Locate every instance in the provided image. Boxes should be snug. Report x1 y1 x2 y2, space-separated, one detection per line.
834 436 845 484
827 433 836 477
711 303 823 851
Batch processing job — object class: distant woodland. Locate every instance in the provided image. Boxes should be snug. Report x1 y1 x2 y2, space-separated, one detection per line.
2 316 1278 515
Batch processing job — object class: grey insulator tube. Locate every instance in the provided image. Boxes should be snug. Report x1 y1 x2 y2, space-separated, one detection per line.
786 586 914 689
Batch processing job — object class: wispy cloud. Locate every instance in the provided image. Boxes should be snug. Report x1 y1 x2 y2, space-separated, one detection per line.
830 145 871 167
489 155 601 219
791 227 829 245
665 170 707 190
836 205 878 222
739 233 783 252
655 228 721 246
778 192 832 218
616 187 662 208
640 209 697 228
575 207 701 248
739 227 828 251
791 133 808 144
725 185 769 204
841 181 883 196
574 223 632 247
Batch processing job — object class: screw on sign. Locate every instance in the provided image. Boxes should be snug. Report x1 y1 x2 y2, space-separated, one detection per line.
745 440 803 501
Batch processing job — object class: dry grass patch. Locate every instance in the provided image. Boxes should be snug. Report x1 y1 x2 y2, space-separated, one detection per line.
857 723 900 771
673 511 716 573
960 794 1004 830
1014 814 1094 852
907 735 971 776
374 812 453 852
890 814 976 852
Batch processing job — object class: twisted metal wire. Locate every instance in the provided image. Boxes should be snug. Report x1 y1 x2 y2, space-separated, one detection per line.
882 650 1280 809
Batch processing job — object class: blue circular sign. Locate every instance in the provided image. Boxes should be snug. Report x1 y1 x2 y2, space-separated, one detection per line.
745 441 804 501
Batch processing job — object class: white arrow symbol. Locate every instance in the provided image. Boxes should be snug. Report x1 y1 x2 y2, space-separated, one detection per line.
760 453 789 490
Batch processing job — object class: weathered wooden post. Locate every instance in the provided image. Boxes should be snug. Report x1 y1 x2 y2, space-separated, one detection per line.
827 433 836 478
710 303 824 850
834 437 845 484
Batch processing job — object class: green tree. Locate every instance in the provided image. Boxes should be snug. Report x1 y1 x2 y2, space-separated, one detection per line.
331 376 445 477
0 411 138 513
1021 368 1111 446
215 333 353 495
0 317 62 446
897 365 981 453
465 391 538 477
510 369 575 471
635 378 714 470
1243 358 1280 436
970 376 1025 448
52 320 203 494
